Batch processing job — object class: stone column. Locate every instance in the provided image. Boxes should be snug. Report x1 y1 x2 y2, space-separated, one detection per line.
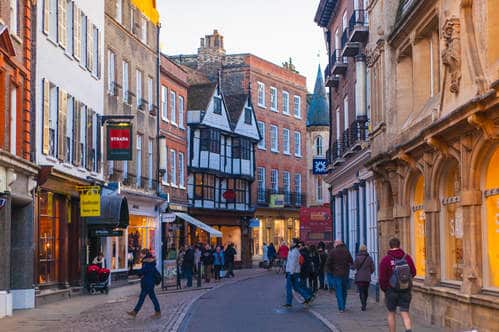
460 190 482 294
0 193 12 317
424 199 441 286
355 54 367 120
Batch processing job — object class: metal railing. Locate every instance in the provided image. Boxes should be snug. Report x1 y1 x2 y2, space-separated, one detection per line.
330 117 369 163
331 49 345 66
256 189 306 208
349 9 368 31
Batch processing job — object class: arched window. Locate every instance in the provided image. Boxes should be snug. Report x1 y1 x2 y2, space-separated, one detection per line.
411 175 426 278
440 162 463 282
485 148 499 288
315 136 323 156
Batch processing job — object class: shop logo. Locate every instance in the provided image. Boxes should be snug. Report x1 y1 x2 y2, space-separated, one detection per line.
107 123 133 160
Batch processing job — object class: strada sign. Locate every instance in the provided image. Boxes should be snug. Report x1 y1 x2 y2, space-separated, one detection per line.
299 206 332 244
107 123 133 160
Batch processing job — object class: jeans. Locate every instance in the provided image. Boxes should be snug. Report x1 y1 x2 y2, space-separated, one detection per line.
226 261 235 277
358 284 369 309
134 287 161 313
204 264 212 282
326 272 334 289
214 265 222 280
331 275 349 311
308 275 318 293
184 267 193 287
286 273 312 305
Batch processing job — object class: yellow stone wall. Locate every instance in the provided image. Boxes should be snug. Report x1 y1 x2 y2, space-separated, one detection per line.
131 0 159 25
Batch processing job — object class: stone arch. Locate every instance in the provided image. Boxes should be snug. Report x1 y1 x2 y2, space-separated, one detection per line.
469 136 499 190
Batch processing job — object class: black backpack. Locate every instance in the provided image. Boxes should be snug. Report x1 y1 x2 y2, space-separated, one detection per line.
153 268 162 286
389 254 412 291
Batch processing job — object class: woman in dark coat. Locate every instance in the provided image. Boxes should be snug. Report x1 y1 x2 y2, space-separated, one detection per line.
353 244 375 311
308 245 320 293
127 249 161 318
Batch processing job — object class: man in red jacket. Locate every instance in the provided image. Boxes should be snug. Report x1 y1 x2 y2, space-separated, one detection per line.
379 238 416 332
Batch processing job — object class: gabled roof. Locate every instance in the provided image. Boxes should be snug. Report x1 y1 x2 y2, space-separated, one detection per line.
307 65 329 127
224 94 248 127
187 83 217 110
0 24 16 57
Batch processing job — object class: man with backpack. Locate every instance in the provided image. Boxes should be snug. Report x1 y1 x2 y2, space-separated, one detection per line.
379 238 416 332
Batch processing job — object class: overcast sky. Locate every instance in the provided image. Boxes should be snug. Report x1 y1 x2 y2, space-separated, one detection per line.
157 0 328 92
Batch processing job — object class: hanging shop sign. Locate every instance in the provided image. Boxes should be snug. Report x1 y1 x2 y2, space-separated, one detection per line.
223 189 236 201
269 194 284 208
107 122 133 160
78 186 101 217
312 158 329 174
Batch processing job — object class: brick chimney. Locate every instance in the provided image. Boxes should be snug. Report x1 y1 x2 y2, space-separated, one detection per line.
197 30 226 81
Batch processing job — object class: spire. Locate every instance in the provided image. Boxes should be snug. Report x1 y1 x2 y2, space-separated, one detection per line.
307 64 329 127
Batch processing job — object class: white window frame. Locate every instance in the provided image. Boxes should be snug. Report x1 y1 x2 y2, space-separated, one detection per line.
92 26 99 77
178 95 184 129
283 128 290 155
294 131 302 157
270 87 278 111
49 0 58 42
147 76 153 111
115 0 122 24
170 149 177 187
10 0 19 36
66 0 73 55
270 125 278 152
293 95 301 118
107 50 115 95
257 121 265 150
344 95 349 130
271 169 279 193
136 69 143 108
162 146 168 184
141 15 147 43
317 177 323 202
294 173 302 206
80 12 87 67
136 134 142 187
282 91 290 115
257 167 266 202
257 82 265 107
122 60 129 101
161 85 168 121
179 152 185 188
283 171 291 204
315 135 323 156
147 138 153 189
10 87 17 154
170 90 176 125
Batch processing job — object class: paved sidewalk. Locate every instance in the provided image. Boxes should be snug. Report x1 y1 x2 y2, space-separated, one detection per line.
309 287 444 332
0 268 266 332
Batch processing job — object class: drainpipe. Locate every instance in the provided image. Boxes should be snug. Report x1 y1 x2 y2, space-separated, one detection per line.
156 24 161 196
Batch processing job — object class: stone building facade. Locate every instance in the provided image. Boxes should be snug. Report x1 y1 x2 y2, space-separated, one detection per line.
315 0 378 278
171 30 308 261
0 0 38 317
365 0 499 330
104 0 162 280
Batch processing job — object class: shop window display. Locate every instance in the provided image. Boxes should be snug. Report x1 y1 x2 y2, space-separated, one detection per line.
441 165 463 282
110 233 127 270
128 215 157 270
485 148 499 288
411 176 426 278
38 191 60 284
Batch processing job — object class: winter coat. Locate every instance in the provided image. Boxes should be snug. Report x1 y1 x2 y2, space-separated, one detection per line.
194 249 201 266
213 251 225 266
278 245 289 259
379 248 416 292
318 250 328 273
268 245 277 260
201 249 214 265
326 244 353 277
285 247 301 274
299 247 313 278
138 256 158 290
353 251 375 283
182 248 195 272
225 246 236 263
262 245 269 262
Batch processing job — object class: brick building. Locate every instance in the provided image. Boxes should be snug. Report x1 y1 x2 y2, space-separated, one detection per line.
103 0 162 281
0 0 38 317
171 30 308 261
365 0 499 330
315 0 378 279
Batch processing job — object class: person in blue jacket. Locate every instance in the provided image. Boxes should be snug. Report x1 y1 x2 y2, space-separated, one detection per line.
213 246 225 281
127 249 161 318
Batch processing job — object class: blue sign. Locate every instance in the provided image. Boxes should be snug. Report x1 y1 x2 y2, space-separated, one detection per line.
312 158 329 174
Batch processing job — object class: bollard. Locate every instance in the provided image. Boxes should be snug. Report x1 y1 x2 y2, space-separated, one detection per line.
197 262 202 287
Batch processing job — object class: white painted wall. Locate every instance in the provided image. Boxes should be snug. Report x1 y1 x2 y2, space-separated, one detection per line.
35 0 104 180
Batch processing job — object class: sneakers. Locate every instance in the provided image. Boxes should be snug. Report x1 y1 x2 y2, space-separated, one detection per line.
150 311 161 319
127 310 137 317
282 304 292 308
303 294 316 305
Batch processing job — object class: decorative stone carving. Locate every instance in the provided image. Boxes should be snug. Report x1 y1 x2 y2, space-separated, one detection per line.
366 39 384 67
441 18 461 94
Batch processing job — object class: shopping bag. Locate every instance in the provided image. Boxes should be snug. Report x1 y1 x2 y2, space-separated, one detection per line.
220 269 226 278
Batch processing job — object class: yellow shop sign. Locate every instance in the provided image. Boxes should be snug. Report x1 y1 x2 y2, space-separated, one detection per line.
77 186 101 217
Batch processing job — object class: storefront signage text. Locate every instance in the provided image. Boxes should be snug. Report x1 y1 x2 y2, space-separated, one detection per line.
78 186 101 217
269 194 284 208
107 122 133 160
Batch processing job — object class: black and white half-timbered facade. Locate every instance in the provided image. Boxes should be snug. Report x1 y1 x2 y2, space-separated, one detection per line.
187 82 261 266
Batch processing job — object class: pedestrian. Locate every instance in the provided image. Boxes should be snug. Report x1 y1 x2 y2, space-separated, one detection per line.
308 245 320 293
194 245 202 274
225 243 236 278
92 251 106 268
326 239 353 312
268 242 277 268
278 241 289 260
127 249 161 318
201 244 213 283
325 242 335 291
318 246 328 289
182 245 195 287
213 246 225 281
379 238 416 332
282 238 314 308
262 242 269 268
353 244 375 311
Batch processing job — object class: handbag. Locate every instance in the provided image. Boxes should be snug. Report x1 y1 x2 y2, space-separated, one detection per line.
153 269 162 286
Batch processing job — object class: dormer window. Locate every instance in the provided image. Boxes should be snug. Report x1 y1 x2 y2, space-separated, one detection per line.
244 107 252 124
214 96 222 114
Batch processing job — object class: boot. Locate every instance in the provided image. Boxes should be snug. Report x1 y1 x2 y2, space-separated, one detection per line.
150 311 161 319
127 310 137 317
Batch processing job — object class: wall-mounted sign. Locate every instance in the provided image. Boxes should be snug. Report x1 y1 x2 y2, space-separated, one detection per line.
107 122 133 160
90 229 123 237
312 158 329 174
78 186 101 217
223 189 236 201
161 213 177 223
269 194 284 208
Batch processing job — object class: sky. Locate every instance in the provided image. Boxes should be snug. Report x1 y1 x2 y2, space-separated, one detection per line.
157 0 328 92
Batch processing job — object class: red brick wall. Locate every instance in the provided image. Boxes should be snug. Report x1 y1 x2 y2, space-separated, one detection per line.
159 55 189 206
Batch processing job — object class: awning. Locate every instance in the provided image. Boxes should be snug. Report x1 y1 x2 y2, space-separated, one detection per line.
175 212 222 238
87 195 129 229
249 218 260 228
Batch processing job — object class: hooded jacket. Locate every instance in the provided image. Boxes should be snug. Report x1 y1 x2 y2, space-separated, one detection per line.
379 248 416 292
326 244 353 277
138 256 158 290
